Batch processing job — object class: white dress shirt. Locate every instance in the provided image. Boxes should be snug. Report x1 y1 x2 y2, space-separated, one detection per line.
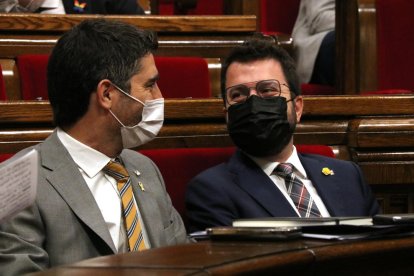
56 128 150 251
249 146 330 217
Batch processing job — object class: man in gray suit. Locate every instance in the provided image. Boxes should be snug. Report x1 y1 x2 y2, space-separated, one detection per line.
0 19 187 275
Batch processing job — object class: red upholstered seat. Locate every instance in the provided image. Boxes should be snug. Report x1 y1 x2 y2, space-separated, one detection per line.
158 0 223 15
184 0 223 15
0 153 14 162
0 145 334 229
17 54 49 100
154 56 211 98
139 145 335 228
376 0 414 91
0 63 6 100
260 0 300 34
295 144 335 158
139 147 235 225
16 55 211 100
301 83 337 95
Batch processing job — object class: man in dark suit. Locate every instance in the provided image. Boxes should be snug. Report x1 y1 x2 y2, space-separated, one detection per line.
0 19 186 275
185 35 380 233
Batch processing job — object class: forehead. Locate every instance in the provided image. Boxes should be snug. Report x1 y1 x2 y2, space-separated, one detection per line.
225 58 286 87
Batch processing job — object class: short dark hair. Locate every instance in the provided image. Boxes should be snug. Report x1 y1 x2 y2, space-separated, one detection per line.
47 19 158 128
220 33 300 102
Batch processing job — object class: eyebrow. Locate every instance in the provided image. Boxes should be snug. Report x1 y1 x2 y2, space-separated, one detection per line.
144 74 159 86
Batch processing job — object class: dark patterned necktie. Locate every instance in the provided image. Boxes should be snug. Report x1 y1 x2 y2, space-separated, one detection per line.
103 160 146 251
274 163 322 217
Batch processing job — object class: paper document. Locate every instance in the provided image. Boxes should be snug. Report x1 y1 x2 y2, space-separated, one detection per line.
0 149 38 222
232 217 373 228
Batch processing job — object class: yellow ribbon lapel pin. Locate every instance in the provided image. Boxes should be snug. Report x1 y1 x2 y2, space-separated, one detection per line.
322 167 335 176
138 182 145 192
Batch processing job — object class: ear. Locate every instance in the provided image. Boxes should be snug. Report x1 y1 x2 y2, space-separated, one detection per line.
293 95 303 123
96 79 113 109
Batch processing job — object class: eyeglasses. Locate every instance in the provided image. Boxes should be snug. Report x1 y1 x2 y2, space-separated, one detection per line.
225 79 289 106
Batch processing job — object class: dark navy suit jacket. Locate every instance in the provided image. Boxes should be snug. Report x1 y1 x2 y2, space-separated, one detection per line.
62 0 144 14
185 150 380 232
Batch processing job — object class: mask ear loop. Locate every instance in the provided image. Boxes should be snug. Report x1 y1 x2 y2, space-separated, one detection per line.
108 109 127 128
111 82 146 106
286 96 296 103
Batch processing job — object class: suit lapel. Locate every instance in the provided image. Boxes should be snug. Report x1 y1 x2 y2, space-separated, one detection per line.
230 151 298 217
299 154 345 216
39 132 117 253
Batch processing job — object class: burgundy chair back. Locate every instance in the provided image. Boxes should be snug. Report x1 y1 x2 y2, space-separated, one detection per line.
158 0 223 15
139 147 236 224
0 63 6 100
0 145 334 229
16 55 211 100
260 0 301 34
155 56 211 98
296 144 335 158
185 0 223 15
139 145 334 228
0 153 13 162
17 54 49 100
376 0 414 91
301 83 337 95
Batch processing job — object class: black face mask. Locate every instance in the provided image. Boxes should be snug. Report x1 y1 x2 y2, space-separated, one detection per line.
227 96 296 157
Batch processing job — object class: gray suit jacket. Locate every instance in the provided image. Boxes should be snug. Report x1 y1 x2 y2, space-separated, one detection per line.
0 131 187 275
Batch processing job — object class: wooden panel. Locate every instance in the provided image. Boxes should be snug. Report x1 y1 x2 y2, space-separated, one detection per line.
358 0 377 92
335 0 359 94
0 14 256 33
336 0 380 93
0 14 299 101
0 14 258 60
0 14 260 100
0 58 20 100
303 95 414 115
349 117 414 148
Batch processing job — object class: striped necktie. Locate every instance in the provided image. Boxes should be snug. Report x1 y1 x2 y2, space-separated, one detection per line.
103 160 146 251
274 163 322 217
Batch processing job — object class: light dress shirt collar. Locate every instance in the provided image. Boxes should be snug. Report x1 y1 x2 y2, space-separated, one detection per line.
249 146 307 178
56 128 111 177
248 145 331 217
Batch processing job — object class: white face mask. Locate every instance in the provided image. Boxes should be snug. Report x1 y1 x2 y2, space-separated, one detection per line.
109 83 164 149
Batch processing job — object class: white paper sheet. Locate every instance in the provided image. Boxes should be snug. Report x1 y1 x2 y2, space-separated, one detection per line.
0 149 38 222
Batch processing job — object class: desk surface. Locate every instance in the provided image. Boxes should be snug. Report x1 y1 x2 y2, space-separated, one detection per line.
34 235 414 275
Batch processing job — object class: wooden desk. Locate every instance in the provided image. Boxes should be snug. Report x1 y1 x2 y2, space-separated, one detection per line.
33 235 414 275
